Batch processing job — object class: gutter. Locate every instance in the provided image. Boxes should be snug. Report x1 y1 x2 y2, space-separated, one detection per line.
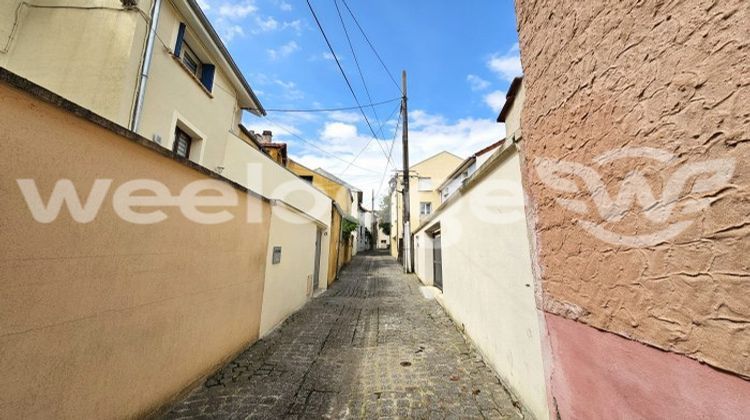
130 0 162 133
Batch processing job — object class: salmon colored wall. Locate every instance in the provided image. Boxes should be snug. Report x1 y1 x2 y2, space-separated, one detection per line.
0 76 271 418
545 315 750 419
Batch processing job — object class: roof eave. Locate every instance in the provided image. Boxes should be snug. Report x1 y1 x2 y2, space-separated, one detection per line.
185 0 266 116
497 76 523 123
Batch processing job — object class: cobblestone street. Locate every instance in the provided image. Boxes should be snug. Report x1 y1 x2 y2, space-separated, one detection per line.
163 252 523 419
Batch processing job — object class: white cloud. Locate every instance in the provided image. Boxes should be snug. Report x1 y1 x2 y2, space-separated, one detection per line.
267 40 299 60
484 90 506 111
280 1 292 11
410 110 446 128
322 122 359 140
467 74 490 91
287 110 505 204
328 111 362 124
218 1 257 18
487 43 522 81
255 16 279 32
219 24 245 42
282 20 303 33
197 0 211 11
272 78 304 100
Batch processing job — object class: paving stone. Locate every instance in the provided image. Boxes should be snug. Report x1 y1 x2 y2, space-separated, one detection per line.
161 252 523 419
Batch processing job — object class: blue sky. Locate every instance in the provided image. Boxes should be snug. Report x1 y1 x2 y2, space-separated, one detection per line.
197 0 522 205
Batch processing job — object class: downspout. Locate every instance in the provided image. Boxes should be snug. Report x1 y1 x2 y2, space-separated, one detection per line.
130 0 162 133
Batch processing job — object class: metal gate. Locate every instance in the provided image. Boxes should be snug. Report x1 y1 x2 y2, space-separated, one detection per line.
313 228 322 291
432 233 443 290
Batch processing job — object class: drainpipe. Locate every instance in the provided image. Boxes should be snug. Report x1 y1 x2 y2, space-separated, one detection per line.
130 0 162 133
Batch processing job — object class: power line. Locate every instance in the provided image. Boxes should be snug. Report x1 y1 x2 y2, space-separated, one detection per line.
261 96 400 113
333 0 387 143
261 114 381 175
376 106 403 198
305 0 391 164
340 103 401 176
340 0 401 93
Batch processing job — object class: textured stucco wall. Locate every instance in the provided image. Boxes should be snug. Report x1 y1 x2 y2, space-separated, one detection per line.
515 0 749 386
0 76 271 418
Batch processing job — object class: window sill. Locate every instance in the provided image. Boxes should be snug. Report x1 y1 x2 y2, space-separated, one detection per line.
171 54 214 99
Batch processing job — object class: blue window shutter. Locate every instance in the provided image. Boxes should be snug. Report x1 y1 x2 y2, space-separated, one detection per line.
174 22 186 56
200 64 215 91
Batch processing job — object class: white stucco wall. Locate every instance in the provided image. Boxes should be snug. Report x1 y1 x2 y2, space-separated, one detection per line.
259 204 323 336
414 147 549 420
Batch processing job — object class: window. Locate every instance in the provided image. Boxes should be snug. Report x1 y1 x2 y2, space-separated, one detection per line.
181 43 202 77
174 22 216 92
173 127 192 158
420 202 432 216
300 175 314 183
418 177 433 191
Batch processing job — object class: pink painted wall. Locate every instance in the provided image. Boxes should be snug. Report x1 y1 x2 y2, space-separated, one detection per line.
545 314 750 419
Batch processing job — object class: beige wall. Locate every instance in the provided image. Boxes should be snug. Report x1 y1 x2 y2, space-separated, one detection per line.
0 75 271 418
413 145 548 419
222 134 332 227
0 0 151 126
516 0 750 378
259 204 322 336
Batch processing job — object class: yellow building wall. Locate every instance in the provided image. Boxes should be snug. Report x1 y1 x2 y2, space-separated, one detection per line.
138 0 242 172
0 1 254 175
390 152 463 257
288 160 353 216
328 208 343 285
0 74 270 418
288 160 356 282
0 0 151 127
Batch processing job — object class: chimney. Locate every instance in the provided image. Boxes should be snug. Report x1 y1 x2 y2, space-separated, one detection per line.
262 130 273 144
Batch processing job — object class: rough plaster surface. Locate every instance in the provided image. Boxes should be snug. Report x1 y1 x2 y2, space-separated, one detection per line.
515 0 750 378
546 314 750 419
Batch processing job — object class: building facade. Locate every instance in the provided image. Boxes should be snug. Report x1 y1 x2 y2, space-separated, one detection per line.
0 0 265 174
389 151 463 258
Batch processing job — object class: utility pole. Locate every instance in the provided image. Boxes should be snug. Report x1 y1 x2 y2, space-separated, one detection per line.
401 70 413 273
371 189 375 251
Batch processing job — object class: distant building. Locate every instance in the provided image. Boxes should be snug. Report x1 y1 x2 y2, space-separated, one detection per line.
389 151 463 258
438 139 506 203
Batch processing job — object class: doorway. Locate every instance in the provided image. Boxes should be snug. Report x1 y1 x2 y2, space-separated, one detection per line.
432 232 443 290
313 228 323 291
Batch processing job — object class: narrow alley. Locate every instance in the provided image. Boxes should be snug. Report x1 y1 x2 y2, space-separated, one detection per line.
163 252 523 419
